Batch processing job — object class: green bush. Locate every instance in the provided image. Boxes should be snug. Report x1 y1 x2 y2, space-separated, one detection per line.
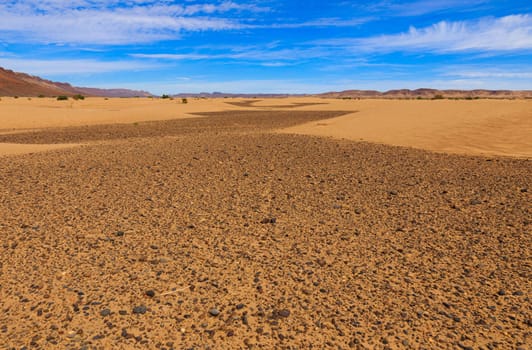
57 96 69 101
182 98 188 104
72 94 85 100
161 94 171 99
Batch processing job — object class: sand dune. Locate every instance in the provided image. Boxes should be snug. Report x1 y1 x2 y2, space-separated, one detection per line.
282 99 532 158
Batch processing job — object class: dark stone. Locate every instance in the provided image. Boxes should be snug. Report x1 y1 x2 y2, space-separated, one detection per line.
133 305 147 314
100 309 111 317
209 308 220 316
277 309 290 318
236 303 245 310
145 290 155 297
115 231 125 237
497 289 506 296
470 199 482 205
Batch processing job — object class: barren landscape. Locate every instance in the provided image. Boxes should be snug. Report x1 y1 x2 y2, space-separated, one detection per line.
0 98 530 349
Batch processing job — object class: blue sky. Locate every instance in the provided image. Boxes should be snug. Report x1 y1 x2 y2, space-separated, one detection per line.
0 0 531 94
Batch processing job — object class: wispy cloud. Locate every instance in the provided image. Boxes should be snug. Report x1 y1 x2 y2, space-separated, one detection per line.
445 69 532 79
130 45 333 63
321 14 532 53
363 0 490 17
262 17 373 29
0 58 160 75
0 1 263 44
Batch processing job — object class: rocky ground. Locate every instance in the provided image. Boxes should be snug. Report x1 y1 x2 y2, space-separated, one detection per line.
0 111 530 349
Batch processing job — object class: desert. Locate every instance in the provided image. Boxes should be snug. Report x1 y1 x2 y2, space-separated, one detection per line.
0 97 530 349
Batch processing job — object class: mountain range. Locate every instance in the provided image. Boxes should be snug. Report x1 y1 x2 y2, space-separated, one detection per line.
1 66 530 99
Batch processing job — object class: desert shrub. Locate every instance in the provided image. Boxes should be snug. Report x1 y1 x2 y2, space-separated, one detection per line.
432 94 444 100
182 98 188 104
72 94 85 100
38 94 45 98
57 96 69 101
161 94 171 99
465 96 473 100
13 96 19 99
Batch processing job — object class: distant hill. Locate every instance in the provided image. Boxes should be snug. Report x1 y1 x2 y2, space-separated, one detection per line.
0 67 153 97
318 88 532 99
2 66 530 99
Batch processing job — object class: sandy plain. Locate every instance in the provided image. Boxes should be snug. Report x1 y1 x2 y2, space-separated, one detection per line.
0 97 531 157
0 98 530 349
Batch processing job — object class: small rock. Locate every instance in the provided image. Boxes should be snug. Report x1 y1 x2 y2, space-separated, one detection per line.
389 190 398 196
470 199 482 205
520 188 527 193
261 218 276 224
278 309 290 318
132 305 147 314
209 308 220 316
100 309 111 317
513 291 523 296
236 303 245 310
115 231 125 237
497 289 506 296
145 290 155 298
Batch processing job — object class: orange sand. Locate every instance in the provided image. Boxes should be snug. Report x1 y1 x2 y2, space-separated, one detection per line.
1 97 530 158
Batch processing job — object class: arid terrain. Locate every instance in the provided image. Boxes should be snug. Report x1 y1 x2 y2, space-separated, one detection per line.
0 98 530 349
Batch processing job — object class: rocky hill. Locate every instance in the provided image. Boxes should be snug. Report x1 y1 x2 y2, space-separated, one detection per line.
0 67 152 97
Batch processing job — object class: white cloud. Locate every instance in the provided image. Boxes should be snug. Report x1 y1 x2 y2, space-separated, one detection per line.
323 14 532 53
0 58 159 75
130 45 334 63
0 1 262 44
262 17 372 29
447 70 532 79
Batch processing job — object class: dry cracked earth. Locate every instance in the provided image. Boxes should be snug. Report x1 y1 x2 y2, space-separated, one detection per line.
0 110 530 350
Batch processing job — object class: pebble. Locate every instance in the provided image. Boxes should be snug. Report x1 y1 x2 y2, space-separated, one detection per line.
115 231 125 237
236 303 245 310
133 305 147 314
261 217 276 224
278 309 290 318
497 289 506 296
145 290 155 297
470 199 482 205
100 309 111 317
209 308 220 316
